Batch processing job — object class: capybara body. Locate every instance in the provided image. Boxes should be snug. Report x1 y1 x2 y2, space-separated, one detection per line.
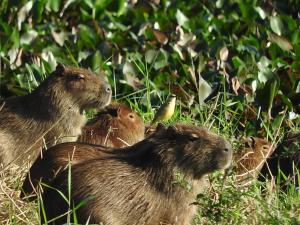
233 137 273 182
0 64 111 166
40 123 232 225
260 132 300 187
21 142 111 199
78 102 145 147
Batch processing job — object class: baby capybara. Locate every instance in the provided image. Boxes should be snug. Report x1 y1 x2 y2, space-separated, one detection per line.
233 137 273 182
259 132 300 187
40 123 232 225
0 64 111 166
78 102 145 147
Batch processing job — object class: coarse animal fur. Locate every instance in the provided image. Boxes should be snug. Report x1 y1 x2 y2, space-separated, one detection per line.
21 103 144 198
40 123 232 225
79 102 145 147
0 64 111 166
233 137 273 183
259 132 300 188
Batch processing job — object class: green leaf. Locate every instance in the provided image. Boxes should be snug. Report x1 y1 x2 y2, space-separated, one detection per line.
20 29 38 45
176 9 188 27
268 33 293 51
91 50 102 73
32 0 47 23
270 16 284 36
256 79 279 115
17 1 33 30
232 56 245 69
46 0 60 12
198 75 212 105
145 49 158 64
255 6 267 20
117 0 126 16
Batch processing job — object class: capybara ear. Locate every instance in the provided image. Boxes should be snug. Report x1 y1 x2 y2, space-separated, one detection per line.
56 63 66 74
243 136 255 148
156 123 167 133
167 125 179 134
117 106 122 116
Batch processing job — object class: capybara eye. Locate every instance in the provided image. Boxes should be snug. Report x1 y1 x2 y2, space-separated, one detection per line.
129 114 134 119
262 145 269 150
69 74 85 80
188 133 199 141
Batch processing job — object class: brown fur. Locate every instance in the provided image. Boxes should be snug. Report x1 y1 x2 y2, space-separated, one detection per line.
79 102 145 147
21 142 112 199
233 137 273 182
39 123 232 225
259 132 300 187
21 103 144 198
0 64 111 166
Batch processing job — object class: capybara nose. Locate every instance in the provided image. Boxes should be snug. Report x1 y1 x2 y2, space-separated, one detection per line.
224 140 233 155
105 86 111 93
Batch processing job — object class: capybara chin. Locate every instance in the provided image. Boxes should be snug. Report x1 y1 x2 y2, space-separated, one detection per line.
0 64 111 166
79 102 145 147
40 123 232 225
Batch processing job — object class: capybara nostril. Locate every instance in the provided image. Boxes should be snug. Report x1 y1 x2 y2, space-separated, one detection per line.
106 86 111 93
224 140 232 153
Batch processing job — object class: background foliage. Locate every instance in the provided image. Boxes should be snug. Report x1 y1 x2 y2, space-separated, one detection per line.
0 0 300 224
1 0 300 135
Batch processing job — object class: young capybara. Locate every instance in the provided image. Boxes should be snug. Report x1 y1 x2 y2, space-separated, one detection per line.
21 103 145 198
233 137 273 183
40 123 232 225
78 102 145 147
0 64 111 166
259 132 300 187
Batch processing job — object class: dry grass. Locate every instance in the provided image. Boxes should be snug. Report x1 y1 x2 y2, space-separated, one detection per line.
1 162 299 225
0 164 38 225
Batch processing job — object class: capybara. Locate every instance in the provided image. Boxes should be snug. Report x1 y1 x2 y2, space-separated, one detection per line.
21 103 145 198
0 64 111 166
78 102 145 147
259 132 300 188
233 137 273 183
40 123 232 225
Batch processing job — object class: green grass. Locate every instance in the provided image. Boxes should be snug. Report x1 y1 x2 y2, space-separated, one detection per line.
1 1 300 224
1 88 300 225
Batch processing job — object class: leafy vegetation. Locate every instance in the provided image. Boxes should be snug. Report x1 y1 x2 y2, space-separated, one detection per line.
0 0 300 224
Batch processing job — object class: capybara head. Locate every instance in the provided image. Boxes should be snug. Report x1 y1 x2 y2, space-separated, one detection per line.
45 64 112 110
149 123 233 178
80 102 145 147
234 137 273 177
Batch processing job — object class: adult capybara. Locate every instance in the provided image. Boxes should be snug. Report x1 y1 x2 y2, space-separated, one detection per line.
0 64 111 166
233 137 273 183
78 102 145 147
40 123 232 225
